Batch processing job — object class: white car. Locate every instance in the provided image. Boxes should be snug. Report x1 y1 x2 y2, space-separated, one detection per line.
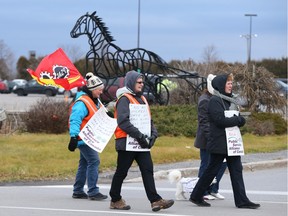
12 79 28 86
58 87 78 98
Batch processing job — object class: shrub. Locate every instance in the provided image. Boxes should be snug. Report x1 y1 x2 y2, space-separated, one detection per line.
20 100 287 136
22 98 70 134
246 112 287 135
151 105 198 137
151 105 287 137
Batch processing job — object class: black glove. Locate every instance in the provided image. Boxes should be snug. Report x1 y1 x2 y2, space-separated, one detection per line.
68 137 78 152
136 134 149 149
148 135 157 149
237 115 246 127
106 111 114 118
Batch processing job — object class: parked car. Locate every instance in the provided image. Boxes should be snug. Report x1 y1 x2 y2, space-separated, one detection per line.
275 78 288 98
58 87 79 98
12 79 58 96
0 80 9 93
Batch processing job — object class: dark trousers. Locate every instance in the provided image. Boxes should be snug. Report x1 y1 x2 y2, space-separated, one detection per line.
109 150 162 203
190 154 250 207
199 149 227 194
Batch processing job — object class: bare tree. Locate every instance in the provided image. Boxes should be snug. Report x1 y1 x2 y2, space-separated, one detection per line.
60 44 85 63
201 45 219 76
0 40 15 79
231 65 287 114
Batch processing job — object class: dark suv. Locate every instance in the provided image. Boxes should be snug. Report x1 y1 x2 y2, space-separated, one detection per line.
12 79 58 96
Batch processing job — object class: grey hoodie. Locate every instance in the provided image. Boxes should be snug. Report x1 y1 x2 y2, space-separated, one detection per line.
116 70 143 98
114 70 158 151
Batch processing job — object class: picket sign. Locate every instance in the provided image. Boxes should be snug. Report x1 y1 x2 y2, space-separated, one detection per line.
224 110 245 156
79 107 117 153
126 104 151 152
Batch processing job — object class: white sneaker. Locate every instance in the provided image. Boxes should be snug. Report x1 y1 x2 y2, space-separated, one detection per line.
203 195 216 200
210 192 225 200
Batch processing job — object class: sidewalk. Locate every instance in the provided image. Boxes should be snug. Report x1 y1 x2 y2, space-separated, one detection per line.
99 150 287 183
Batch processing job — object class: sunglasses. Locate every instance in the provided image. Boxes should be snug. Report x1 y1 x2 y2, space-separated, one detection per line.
136 81 144 84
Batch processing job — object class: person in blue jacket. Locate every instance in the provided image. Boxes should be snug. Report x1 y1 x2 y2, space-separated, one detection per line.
68 72 108 201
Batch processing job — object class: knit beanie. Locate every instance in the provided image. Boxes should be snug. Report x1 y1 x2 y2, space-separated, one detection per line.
85 72 104 91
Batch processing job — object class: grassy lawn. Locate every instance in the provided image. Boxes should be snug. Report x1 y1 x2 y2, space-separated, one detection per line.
0 133 287 183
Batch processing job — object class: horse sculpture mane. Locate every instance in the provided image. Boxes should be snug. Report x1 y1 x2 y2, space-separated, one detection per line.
92 13 114 43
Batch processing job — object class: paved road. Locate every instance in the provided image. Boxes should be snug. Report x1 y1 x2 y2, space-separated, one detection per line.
0 166 287 216
0 93 69 112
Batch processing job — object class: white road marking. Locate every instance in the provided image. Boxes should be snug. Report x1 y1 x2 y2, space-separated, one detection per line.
0 206 192 216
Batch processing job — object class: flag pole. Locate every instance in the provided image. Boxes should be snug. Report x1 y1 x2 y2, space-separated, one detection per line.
98 98 108 112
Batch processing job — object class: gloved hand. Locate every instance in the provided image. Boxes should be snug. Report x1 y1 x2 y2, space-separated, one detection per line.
148 135 157 149
68 137 78 152
136 134 149 149
237 115 246 127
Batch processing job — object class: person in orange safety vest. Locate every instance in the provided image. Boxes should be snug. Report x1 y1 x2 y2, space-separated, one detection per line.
109 70 174 212
68 72 108 201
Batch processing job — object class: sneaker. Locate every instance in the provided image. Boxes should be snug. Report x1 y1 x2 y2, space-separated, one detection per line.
89 192 108 200
151 199 174 212
189 198 211 207
110 199 131 210
238 201 260 209
210 192 225 200
72 192 88 199
203 195 216 200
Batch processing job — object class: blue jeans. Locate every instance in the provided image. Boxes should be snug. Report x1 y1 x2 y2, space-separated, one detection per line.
73 145 100 197
199 149 227 194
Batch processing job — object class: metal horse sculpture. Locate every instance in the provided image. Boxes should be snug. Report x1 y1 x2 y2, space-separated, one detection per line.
70 11 204 104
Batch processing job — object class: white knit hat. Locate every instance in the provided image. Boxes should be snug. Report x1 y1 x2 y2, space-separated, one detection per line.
85 72 104 91
207 74 216 95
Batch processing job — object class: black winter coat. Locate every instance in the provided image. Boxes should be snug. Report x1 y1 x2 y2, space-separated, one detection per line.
206 74 243 155
194 92 211 149
207 96 240 154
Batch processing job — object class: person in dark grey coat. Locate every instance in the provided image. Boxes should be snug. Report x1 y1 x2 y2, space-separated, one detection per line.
194 88 227 200
190 73 260 209
109 70 174 212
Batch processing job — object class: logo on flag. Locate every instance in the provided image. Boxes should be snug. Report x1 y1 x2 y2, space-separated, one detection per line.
27 48 86 90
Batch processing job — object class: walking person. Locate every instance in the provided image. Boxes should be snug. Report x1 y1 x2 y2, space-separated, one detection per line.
190 73 260 209
194 74 227 201
68 72 108 201
109 70 174 212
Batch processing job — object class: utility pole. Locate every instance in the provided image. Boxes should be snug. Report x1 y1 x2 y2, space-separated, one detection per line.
137 0 141 50
241 14 257 66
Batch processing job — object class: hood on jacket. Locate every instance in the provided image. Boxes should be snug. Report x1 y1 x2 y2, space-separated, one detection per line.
124 70 144 95
212 74 233 97
116 86 133 98
207 74 216 95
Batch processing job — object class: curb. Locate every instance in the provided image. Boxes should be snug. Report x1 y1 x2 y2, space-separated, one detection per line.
124 159 288 183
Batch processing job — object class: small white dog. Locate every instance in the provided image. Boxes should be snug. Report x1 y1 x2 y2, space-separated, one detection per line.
168 170 217 200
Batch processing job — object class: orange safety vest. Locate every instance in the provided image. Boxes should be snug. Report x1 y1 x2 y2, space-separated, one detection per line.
114 93 150 139
69 95 101 139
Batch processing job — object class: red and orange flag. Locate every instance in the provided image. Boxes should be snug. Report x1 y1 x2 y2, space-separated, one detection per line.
27 48 86 90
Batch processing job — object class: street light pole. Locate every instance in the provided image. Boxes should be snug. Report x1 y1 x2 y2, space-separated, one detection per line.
243 14 257 65
137 0 141 50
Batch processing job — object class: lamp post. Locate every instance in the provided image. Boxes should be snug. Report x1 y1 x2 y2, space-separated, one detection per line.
241 14 257 65
137 0 141 50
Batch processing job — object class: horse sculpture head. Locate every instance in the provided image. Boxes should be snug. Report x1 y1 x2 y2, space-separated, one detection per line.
70 11 114 43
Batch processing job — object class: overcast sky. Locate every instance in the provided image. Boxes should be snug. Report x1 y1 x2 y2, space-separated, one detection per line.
0 0 286 65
